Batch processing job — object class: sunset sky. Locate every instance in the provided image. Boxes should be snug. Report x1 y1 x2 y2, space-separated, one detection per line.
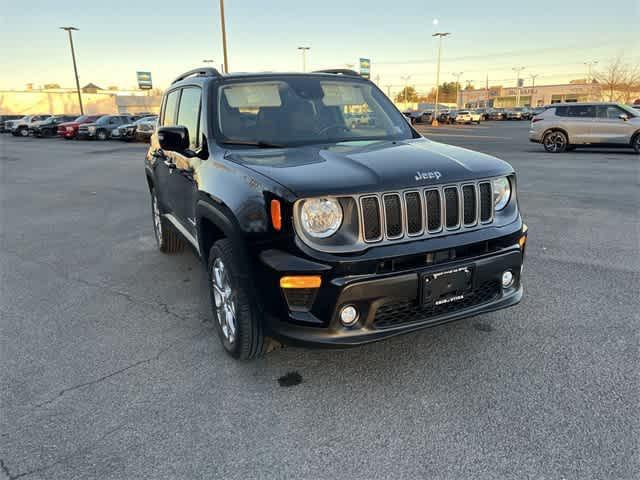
1 0 638 94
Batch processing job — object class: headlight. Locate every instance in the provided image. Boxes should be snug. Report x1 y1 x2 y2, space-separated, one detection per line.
66 126 74 131
493 177 511 211
300 198 343 238
88 126 96 132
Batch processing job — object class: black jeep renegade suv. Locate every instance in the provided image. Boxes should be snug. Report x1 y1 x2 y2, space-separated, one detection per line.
145 67 527 359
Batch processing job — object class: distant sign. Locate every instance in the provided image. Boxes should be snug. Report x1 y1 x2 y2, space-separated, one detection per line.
359 58 371 79
137 71 153 90
517 78 524 88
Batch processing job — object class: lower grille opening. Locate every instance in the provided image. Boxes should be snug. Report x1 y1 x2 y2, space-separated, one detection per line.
283 288 318 312
373 280 501 329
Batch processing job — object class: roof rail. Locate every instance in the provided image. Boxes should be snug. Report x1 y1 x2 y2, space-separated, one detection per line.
312 69 361 77
171 67 221 84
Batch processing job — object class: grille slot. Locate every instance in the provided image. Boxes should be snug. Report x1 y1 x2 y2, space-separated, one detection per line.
479 182 492 222
373 280 501 329
462 184 477 225
404 192 423 235
444 187 460 229
425 189 442 232
383 194 403 239
361 196 382 242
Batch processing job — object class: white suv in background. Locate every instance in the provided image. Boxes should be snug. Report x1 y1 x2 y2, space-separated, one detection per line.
454 110 481 124
529 103 640 153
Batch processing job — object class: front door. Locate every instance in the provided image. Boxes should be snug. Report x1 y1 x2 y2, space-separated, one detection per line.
594 105 636 144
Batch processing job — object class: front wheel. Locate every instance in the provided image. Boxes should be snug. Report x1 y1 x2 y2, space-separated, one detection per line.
19 127 29 137
208 239 266 359
633 134 640 154
543 130 568 153
96 129 108 141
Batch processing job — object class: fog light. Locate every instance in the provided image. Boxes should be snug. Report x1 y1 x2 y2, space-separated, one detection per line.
340 305 359 327
501 270 514 288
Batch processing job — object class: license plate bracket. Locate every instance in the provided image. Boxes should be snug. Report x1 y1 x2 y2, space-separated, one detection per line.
421 266 474 306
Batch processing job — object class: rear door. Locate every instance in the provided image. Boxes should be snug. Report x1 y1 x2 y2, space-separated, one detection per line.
594 105 636 144
557 105 596 144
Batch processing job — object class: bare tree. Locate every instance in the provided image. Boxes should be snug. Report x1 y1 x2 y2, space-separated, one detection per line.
594 56 640 102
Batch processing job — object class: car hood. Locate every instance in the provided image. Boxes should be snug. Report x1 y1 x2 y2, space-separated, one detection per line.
80 123 98 128
224 138 513 197
58 121 79 128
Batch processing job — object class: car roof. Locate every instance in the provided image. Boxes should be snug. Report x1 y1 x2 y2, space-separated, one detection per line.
170 69 368 88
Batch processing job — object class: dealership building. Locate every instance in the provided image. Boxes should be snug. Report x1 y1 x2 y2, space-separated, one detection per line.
459 82 598 108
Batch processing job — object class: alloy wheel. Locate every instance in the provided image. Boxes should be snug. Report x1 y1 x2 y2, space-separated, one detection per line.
211 258 237 345
544 132 566 153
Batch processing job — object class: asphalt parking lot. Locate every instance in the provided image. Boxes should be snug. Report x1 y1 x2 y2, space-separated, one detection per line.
1 123 638 480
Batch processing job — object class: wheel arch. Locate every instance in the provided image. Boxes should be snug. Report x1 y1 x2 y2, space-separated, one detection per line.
630 129 640 145
542 127 570 140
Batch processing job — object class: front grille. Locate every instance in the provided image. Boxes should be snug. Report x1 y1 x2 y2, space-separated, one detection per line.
359 181 495 244
373 280 501 329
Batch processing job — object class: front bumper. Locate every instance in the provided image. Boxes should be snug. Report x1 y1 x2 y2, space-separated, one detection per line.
528 129 543 143
260 224 527 347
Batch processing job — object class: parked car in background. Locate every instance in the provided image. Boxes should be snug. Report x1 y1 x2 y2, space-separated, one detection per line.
474 109 490 121
454 110 481 124
506 108 526 120
9 115 52 136
437 110 456 124
529 102 640 153
488 109 507 121
0 115 23 133
529 107 547 118
77 115 134 140
118 115 158 142
57 115 104 139
29 115 78 137
402 110 422 125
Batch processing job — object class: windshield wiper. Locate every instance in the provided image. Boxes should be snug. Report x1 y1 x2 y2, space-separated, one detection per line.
220 139 286 148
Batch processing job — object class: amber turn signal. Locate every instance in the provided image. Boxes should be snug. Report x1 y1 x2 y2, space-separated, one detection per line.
270 199 282 231
280 276 322 289
518 224 528 249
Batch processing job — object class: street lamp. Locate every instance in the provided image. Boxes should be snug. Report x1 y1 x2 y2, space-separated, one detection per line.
60 26 84 115
219 0 229 72
298 46 310 72
432 32 450 126
512 66 526 106
529 74 539 106
452 72 464 108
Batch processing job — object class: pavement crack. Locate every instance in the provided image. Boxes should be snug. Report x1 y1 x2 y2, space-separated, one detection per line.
1 424 126 479
31 328 206 411
1 458 15 480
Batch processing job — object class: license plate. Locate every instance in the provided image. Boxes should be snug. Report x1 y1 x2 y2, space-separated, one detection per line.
421 266 473 306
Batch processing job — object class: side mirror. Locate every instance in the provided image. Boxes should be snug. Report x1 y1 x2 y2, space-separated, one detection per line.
157 126 189 151
619 114 629 121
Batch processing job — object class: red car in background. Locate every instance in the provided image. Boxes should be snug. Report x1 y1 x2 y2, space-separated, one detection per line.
57 114 104 139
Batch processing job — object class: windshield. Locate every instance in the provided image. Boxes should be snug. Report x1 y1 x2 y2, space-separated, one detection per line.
217 77 413 147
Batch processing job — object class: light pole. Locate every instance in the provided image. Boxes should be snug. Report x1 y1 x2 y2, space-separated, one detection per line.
400 75 411 104
452 72 463 108
219 0 229 72
60 26 84 115
385 84 392 98
298 46 310 72
512 66 526 107
584 61 598 100
432 32 450 126
529 74 538 106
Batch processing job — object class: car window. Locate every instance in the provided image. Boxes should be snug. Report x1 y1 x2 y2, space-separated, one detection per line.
567 105 596 118
162 90 180 126
597 105 626 120
176 87 202 149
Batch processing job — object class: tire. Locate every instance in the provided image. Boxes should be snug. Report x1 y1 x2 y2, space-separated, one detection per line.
96 129 108 141
543 130 568 153
19 127 29 137
208 239 266 359
150 190 184 253
632 134 640 154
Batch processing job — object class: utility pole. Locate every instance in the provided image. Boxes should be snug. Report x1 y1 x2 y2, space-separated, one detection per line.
400 75 411 105
219 0 229 72
512 66 525 107
452 72 463 108
432 32 450 126
584 61 598 101
298 46 310 72
60 27 84 115
529 74 538 106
